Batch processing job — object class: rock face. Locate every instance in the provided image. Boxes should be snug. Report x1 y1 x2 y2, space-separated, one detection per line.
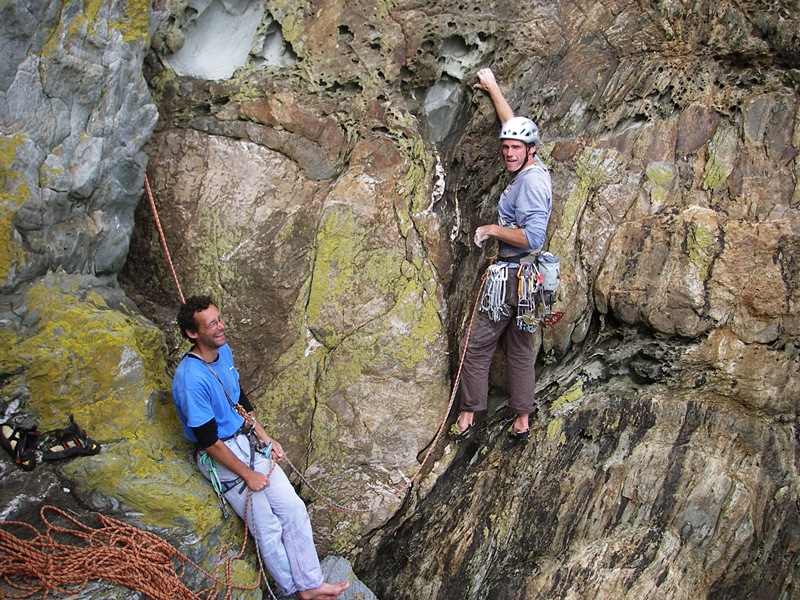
126 120 450 550
0 0 160 290
352 0 800 598
1 0 799 598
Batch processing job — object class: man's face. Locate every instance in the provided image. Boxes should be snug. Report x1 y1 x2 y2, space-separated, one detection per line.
501 140 534 172
188 304 227 350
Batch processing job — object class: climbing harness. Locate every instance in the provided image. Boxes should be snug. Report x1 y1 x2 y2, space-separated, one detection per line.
477 251 564 332
479 263 511 322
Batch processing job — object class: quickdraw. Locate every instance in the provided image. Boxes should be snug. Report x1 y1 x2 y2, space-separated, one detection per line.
200 453 233 519
514 255 564 331
516 262 540 333
479 263 511 322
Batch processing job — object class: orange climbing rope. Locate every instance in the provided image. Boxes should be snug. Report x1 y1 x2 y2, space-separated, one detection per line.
0 504 260 600
144 174 185 304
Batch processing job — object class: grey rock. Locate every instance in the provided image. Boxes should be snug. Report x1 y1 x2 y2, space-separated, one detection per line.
273 556 377 600
161 0 266 80
0 0 158 292
423 78 463 144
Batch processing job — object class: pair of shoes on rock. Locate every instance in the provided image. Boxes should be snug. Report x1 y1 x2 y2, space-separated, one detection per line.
42 414 101 461
0 423 40 471
1 415 101 470
508 426 530 445
447 421 475 442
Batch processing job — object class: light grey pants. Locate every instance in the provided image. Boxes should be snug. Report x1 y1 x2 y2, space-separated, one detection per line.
196 434 323 597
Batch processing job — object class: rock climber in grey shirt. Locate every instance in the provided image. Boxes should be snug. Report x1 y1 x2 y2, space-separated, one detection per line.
450 67 553 444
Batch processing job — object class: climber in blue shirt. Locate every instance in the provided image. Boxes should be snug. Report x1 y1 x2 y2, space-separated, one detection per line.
172 296 349 600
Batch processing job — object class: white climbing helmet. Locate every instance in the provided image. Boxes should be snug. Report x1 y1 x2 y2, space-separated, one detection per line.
499 116 540 146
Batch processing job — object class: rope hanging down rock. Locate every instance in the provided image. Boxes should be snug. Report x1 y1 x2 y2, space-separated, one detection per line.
281 273 487 515
145 174 184 304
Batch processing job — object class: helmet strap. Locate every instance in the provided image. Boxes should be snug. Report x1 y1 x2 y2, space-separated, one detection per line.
511 144 537 177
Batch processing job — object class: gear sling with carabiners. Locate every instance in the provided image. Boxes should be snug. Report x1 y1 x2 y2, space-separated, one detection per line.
478 252 563 330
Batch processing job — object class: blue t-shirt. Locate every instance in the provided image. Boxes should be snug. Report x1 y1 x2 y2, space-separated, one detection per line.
172 344 245 443
497 157 552 256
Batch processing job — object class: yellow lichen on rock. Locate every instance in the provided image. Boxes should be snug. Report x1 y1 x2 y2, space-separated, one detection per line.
0 135 29 284
703 124 738 193
11 278 167 430
551 380 584 412
109 0 151 43
547 418 566 443
3 272 260 592
684 209 719 286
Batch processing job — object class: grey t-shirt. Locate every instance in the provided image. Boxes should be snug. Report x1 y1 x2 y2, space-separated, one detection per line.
497 156 552 256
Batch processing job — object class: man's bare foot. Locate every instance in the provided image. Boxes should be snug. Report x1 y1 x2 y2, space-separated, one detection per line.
297 580 350 600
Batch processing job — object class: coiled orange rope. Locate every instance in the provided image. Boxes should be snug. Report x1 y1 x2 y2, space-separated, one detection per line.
0 504 260 600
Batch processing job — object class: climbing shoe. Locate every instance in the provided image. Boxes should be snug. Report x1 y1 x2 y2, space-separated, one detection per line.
447 422 474 442
0 423 40 471
507 426 530 445
42 415 101 460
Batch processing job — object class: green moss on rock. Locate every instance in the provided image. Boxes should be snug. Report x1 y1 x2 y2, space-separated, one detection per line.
7 280 168 430
65 0 151 43
550 147 620 259
650 185 668 205
191 204 254 305
307 206 398 346
703 125 737 193
645 162 675 187
551 380 583 411
109 0 151 43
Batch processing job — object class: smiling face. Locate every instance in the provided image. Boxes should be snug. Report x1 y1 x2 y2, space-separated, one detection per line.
501 139 536 172
187 304 227 354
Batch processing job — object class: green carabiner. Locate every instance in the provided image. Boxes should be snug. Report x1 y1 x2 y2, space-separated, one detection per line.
201 453 230 519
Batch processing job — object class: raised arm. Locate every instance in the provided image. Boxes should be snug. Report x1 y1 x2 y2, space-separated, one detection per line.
473 68 515 124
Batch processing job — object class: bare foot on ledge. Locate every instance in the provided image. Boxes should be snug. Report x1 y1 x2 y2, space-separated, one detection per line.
297 580 350 600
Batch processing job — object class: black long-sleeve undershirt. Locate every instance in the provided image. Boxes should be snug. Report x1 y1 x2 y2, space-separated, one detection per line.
191 390 255 448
